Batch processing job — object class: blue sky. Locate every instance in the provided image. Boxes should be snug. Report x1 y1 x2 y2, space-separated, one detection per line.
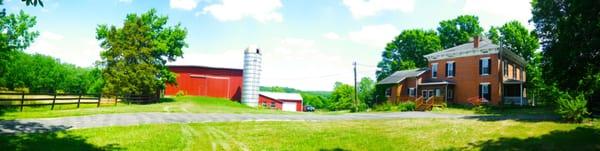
4 0 534 91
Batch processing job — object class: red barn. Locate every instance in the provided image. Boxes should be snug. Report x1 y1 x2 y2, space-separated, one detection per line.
258 92 303 112
165 65 243 101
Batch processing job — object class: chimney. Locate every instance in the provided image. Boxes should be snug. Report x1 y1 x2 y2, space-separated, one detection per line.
473 36 480 48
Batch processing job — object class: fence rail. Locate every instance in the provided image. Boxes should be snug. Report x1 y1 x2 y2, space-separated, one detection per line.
0 92 159 112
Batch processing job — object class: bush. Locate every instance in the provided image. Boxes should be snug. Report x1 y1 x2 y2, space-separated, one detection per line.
397 102 416 111
176 90 186 97
350 103 368 112
556 93 590 123
373 103 393 111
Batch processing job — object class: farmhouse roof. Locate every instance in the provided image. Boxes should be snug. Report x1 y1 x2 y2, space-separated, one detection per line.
377 68 428 85
259 92 303 101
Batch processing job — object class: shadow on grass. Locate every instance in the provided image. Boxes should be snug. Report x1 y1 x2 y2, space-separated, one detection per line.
446 104 562 122
0 121 122 150
445 126 600 151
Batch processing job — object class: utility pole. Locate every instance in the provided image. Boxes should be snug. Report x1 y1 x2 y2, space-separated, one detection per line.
353 61 358 111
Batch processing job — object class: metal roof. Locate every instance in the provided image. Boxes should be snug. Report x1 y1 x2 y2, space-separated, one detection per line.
167 65 243 71
259 92 303 101
425 38 498 59
377 68 428 85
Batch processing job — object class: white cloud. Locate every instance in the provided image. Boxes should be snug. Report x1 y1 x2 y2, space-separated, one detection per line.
463 0 533 29
202 0 283 23
26 32 102 67
342 0 415 19
39 31 64 40
118 0 133 3
170 0 198 11
348 24 399 48
323 32 341 40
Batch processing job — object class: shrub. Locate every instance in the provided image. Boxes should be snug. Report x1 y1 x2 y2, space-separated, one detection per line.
556 93 590 123
350 103 368 112
397 102 416 111
176 90 185 97
373 103 393 111
14 87 29 93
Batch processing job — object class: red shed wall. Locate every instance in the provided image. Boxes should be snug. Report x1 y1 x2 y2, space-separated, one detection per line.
258 95 282 109
165 66 243 101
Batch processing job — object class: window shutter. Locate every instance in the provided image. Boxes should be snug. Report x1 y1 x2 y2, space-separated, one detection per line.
445 63 448 77
487 59 492 74
479 85 482 98
452 62 456 77
479 60 482 75
487 84 492 102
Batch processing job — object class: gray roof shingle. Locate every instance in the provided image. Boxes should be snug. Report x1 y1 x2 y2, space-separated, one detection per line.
378 68 428 85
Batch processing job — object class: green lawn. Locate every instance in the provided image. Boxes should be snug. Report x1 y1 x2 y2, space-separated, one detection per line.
1 119 598 151
0 96 288 120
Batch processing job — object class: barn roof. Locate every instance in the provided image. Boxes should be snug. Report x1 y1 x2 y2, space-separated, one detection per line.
167 65 243 71
377 68 428 85
259 92 303 101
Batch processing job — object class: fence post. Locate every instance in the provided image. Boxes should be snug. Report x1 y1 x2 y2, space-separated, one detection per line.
77 93 82 108
97 93 102 108
51 92 57 110
20 91 25 112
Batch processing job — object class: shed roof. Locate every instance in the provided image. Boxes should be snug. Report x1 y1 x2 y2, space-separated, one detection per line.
259 92 303 101
377 68 428 85
167 65 243 71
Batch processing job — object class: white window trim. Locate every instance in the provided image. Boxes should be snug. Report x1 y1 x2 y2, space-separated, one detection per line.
480 57 491 76
480 83 491 100
432 63 438 78
447 61 455 78
408 88 415 97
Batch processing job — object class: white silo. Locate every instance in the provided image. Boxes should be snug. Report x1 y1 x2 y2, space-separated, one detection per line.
241 46 262 107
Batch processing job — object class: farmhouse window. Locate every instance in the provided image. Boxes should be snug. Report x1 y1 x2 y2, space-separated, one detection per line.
479 83 491 102
408 88 415 97
446 61 455 77
270 102 276 108
432 63 438 78
480 58 490 75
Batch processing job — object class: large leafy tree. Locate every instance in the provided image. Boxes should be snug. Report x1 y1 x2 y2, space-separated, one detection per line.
376 29 441 81
358 77 375 106
0 0 40 87
328 82 355 111
96 9 187 96
497 21 539 62
437 15 484 49
532 0 600 112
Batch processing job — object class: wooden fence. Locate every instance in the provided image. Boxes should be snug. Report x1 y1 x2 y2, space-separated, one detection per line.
0 92 160 112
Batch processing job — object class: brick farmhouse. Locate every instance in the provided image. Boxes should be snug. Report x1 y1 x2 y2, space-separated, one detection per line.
378 37 527 107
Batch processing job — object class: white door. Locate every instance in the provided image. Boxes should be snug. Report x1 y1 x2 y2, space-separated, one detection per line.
282 102 297 112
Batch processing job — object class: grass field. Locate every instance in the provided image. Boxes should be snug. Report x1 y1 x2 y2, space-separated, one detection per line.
0 96 287 120
1 118 598 151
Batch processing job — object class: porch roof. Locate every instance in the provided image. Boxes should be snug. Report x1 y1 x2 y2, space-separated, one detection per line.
503 79 524 84
419 79 455 86
378 68 428 85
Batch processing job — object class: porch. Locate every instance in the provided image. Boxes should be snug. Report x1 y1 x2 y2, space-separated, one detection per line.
502 79 527 105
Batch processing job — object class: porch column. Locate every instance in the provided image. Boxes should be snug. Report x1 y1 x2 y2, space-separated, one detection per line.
520 82 523 106
444 84 448 103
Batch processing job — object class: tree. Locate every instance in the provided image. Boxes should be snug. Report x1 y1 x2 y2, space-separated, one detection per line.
96 9 187 96
437 15 484 49
486 26 500 44
358 77 375 106
328 82 355 111
376 29 441 81
0 11 39 80
531 0 600 112
498 21 539 62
